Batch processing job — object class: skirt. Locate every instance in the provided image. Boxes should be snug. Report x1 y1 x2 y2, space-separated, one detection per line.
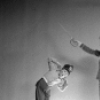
35 78 50 100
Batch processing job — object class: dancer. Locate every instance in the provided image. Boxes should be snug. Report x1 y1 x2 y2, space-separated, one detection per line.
35 58 61 100
35 58 74 100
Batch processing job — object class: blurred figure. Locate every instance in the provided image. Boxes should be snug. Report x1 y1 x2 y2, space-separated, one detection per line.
70 38 100 97
35 58 74 100
35 57 62 100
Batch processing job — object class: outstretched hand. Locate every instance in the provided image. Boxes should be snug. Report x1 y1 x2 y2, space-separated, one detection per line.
70 38 82 47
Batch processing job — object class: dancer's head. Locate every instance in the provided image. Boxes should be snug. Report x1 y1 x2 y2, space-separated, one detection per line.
60 64 74 78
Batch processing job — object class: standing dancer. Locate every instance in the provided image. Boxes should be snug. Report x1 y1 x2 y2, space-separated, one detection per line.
70 38 100 98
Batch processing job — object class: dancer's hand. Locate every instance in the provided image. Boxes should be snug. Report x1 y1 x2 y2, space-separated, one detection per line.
57 78 68 92
70 38 82 47
48 57 62 71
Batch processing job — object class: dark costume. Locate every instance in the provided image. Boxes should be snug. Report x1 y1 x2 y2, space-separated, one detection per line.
35 78 50 100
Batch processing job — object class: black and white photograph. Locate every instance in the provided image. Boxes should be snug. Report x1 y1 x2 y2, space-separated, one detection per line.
0 0 100 100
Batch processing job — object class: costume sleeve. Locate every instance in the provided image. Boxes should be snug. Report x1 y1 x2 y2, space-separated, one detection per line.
80 44 100 57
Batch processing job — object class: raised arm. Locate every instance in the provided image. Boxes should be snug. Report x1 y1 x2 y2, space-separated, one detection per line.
48 57 62 71
80 44 100 56
70 38 100 57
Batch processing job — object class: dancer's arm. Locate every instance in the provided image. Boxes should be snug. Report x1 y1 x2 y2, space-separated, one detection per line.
48 57 62 71
70 38 100 57
80 44 100 56
47 78 61 86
